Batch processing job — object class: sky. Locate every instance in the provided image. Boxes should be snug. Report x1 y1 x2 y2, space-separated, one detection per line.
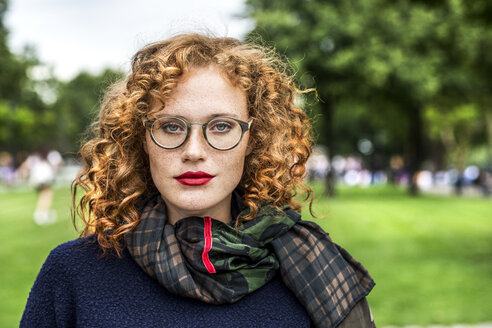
5 0 252 80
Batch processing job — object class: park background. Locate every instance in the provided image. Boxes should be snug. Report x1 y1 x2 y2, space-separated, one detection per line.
1 0 491 326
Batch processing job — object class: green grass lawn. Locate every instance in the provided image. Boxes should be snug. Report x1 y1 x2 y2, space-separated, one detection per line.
1 184 491 327
306 184 492 326
0 187 78 327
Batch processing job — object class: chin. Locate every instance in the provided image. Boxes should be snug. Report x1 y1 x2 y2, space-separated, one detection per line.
166 196 216 213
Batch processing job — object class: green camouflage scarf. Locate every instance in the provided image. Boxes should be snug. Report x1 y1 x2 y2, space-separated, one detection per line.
125 192 375 328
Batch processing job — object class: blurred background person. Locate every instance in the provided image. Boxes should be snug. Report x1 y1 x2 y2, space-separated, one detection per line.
19 145 63 225
0 151 16 186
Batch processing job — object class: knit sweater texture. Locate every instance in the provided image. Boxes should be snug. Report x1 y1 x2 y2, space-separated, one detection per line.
20 235 311 328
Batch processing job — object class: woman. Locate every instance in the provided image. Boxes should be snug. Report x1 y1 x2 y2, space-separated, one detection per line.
22 34 375 328
19 145 63 225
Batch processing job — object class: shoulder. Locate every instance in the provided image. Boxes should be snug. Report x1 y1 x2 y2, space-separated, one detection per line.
44 235 133 276
29 235 102 290
48 235 96 256
44 235 100 266
21 237 101 327
22 236 142 327
50 234 104 256
33 234 137 292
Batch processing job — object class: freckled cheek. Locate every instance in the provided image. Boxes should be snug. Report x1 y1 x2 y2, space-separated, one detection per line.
148 151 174 183
217 153 246 184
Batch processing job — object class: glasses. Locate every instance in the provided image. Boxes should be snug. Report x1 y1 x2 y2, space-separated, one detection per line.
144 115 252 151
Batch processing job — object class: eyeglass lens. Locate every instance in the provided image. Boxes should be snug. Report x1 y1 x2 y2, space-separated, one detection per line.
151 117 244 150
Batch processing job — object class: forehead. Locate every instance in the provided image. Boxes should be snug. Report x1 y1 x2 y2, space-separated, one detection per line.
155 66 248 120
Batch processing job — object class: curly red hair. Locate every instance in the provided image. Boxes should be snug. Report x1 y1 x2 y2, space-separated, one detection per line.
73 33 314 256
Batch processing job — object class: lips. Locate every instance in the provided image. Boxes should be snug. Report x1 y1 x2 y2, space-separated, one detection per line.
174 171 215 186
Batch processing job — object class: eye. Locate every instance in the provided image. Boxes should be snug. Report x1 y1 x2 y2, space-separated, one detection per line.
209 120 233 133
161 121 185 134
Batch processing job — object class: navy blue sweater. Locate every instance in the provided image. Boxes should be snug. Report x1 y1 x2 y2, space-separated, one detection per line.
21 235 311 328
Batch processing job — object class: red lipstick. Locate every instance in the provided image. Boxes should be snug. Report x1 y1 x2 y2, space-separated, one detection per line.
175 171 215 186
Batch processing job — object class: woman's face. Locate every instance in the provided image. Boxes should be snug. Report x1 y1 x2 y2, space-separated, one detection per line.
145 65 250 224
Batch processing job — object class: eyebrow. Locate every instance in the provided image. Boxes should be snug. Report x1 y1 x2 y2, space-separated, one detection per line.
156 113 242 120
208 113 240 119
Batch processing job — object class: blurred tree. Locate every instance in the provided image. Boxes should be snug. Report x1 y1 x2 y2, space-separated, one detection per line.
244 0 491 196
0 0 43 107
466 2 492 168
0 0 47 156
0 0 23 103
1 0 123 156
50 69 123 152
425 104 482 194
430 1 492 170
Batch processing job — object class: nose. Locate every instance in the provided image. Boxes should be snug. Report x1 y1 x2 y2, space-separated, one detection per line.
181 125 207 162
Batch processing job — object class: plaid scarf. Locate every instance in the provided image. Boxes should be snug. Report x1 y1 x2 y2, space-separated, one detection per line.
125 191 375 328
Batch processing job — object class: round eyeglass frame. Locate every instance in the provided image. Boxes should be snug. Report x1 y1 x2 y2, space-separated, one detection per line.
143 115 253 151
